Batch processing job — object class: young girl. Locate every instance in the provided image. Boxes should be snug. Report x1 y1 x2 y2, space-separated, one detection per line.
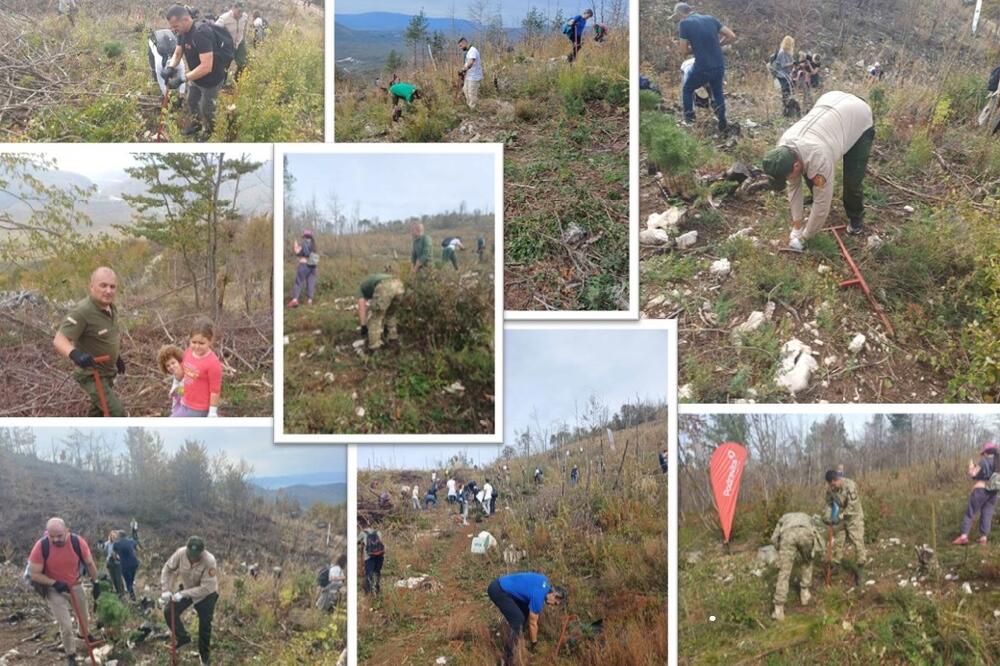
157 344 186 417
178 318 223 417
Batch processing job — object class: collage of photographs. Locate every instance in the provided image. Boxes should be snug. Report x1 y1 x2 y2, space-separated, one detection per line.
0 0 997 664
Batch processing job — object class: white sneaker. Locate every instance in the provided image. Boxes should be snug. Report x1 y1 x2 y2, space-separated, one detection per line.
788 237 805 252
800 589 811 606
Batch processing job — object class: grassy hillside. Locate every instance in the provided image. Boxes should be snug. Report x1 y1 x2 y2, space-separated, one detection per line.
0 446 347 665
283 222 496 435
0 0 323 142
357 418 668 664
639 0 1000 403
336 33 630 311
678 460 1000 664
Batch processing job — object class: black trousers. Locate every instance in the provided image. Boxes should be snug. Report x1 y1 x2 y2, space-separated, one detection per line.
488 579 530 663
364 555 384 594
165 592 218 662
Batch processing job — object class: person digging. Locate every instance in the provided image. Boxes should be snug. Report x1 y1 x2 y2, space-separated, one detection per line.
160 536 219 666
762 90 875 251
769 512 824 621
357 271 405 353
487 572 567 665
381 76 422 122
53 267 126 417
27 518 101 666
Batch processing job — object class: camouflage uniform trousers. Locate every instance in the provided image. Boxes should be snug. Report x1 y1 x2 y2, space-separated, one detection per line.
773 526 816 605
76 371 125 417
367 278 405 349
833 514 867 564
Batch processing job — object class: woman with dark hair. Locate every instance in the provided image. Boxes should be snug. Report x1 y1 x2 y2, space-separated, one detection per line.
953 442 999 546
288 229 318 308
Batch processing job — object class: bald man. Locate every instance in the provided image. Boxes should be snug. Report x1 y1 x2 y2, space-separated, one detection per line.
28 518 99 666
53 267 126 416
411 223 432 272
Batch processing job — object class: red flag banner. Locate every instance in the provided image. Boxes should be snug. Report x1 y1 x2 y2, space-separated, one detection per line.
709 442 748 543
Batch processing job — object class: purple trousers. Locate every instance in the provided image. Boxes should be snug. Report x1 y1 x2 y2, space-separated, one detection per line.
291 263 316 301
961 487 998 537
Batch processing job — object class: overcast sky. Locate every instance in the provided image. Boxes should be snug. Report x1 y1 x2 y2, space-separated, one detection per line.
504 328 669 444
22 146 273 183
285 152 495 222
335 1 615 27
359 444 503 470
28 427 346 482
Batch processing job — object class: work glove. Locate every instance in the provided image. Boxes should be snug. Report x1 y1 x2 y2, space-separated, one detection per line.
92 582 102 601
69 349 95 369
162 65 177 81
53 581 71 594
359 325 369 336
207 406 219 418
172 592 184 603
458 69 465 78
166 72 185 90
161 591 173 603
116 356 126 375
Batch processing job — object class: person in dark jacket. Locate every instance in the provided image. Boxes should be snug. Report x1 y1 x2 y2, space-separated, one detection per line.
953 442 999 546
113 531 141 600
288 229 318 308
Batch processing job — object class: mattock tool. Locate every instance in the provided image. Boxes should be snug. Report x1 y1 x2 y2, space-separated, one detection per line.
826 225 895 337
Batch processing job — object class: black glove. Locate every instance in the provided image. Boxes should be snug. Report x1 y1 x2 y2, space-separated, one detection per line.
53 581 71 594
162 65 177 81
69 349 95 369
92 582 102 601
116 356 126 375
458 68 466 78
166 73 184 90
360 325 368 335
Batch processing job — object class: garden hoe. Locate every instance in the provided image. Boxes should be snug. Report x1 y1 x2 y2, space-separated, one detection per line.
90 355 111 418
66 587 104 666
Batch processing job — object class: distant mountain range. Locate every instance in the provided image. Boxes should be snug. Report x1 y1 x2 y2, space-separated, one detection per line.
0 163 273 232
337 11 486 32
252 475 347 508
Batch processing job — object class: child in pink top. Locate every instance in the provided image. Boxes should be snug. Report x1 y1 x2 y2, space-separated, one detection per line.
179 318 222 417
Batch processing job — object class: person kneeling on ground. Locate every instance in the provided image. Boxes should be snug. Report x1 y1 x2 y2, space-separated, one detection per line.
357 271 405 352
770 512 823 621
953 442 999 546
161 536 219 666
316 554 347 611
487 572 567 664
762 91 874 251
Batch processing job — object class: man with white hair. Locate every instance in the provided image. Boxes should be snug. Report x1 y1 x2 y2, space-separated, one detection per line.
53 267 126 416
27 518 99 666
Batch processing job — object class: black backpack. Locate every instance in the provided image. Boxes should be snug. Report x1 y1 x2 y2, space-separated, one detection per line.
197 19 236 70
316 566 330 588
364 531 385 558
24 534 85 598
441 236 457 248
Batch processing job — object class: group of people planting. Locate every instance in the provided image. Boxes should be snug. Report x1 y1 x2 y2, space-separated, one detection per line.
55 267 224 418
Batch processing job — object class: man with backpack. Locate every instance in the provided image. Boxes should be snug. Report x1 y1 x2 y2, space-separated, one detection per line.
160 536 219 666
564 9 593 63
26 518 99 666
442 236 464 270
316 554 347 611
164 4 235 140
671 2 736 133
824 469 867 566
216 2 250 80
358 520 385 595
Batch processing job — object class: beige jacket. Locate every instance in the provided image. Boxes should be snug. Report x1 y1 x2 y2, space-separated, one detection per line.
160 547 219 603
779 91 873 238
216 10 249 47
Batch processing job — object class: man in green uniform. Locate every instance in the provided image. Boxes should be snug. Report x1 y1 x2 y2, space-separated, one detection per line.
411 223 432 273
357 273 406 351
53 267 126 417
825 469 867 566
770 512 824 621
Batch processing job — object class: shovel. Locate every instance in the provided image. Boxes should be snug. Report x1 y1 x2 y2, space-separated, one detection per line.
90 355 112 418
66 586 104 666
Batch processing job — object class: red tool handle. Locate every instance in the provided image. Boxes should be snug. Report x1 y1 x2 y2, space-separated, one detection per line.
89 355 112 418
65 587 100 666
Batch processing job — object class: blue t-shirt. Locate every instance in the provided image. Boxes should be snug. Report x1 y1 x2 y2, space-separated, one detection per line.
498 572 551 614
113 538 139 569
678 13 724 71
571 15 587 39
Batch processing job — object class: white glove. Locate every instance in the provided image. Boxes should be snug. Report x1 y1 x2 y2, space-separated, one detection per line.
207 406 218 418
172 592 184 603
161 591 172 602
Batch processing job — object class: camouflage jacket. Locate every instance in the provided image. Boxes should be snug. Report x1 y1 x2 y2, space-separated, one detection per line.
826 477 864 519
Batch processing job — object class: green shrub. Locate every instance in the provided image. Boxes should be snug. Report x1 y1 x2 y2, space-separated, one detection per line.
639 89 660 111
639 111 703 176
903 128 934 172
102 40 124 58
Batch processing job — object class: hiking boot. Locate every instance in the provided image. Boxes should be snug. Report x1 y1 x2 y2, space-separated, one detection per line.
847 218 863 235
287 298 299 308
952 534 970 546
800 589 812 606
978 536 988 546
175 635 192 650
181 124 202 137
200 657 211 665
771 604 785 621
